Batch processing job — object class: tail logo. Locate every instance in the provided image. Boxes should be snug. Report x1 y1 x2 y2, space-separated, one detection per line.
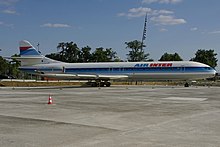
20 46 32 51
19 40 41 56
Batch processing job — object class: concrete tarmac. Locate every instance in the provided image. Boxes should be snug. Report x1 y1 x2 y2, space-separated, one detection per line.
0 85 220 147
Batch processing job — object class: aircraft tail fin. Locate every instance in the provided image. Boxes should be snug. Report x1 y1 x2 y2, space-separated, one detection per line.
14 40 60 66
19 40 41 56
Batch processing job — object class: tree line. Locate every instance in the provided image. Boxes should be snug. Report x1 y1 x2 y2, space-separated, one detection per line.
0 40 218 79
46 42 120 62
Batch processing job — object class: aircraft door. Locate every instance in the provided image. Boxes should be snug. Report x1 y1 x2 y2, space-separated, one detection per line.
62 66 65 73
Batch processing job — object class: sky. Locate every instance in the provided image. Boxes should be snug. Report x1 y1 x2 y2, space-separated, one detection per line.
0 0 220 71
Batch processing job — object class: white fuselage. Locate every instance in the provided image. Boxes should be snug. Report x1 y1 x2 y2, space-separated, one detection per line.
20 61 216 81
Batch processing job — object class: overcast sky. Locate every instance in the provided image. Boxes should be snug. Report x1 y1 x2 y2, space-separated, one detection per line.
1 0 220 70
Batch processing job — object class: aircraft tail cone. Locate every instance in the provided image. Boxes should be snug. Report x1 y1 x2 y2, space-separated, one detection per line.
48 95 53 105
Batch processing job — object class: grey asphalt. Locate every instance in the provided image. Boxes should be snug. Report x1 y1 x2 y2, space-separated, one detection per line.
0 85 220 147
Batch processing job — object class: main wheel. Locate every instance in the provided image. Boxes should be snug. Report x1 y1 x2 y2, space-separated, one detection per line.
105 82 111 87
91 82 98 87
100 82 105 87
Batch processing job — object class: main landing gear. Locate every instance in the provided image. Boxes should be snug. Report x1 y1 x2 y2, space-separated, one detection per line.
87 81 111 87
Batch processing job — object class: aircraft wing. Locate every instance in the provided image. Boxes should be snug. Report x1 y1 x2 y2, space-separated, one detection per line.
38 73 128 80
41 73 77 79
97 74 128 80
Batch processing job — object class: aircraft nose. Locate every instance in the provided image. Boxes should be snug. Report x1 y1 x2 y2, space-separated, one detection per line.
212 69 217 77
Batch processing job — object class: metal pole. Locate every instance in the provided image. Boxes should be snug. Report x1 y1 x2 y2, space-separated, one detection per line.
37 43 40 52
141 13 147 54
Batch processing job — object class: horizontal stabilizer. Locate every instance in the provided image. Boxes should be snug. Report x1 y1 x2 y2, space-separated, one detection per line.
11 56 44 66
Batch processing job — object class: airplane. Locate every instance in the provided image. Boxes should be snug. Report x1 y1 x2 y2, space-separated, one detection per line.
13 40 216 87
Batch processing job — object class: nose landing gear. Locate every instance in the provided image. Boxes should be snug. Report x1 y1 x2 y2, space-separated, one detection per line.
184 82 189 87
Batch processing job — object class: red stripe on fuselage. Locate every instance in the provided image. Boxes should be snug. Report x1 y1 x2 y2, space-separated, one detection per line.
20 46 32 51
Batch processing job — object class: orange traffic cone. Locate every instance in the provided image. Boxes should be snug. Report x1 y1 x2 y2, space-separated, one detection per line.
48 95 53 104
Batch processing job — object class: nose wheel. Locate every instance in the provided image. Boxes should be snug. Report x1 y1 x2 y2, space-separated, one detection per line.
184 82 189 87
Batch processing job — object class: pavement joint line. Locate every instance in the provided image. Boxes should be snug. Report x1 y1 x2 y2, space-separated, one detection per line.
0 114 120 132
121 110 220 135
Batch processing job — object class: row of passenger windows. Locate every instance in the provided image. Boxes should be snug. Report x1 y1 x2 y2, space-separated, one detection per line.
64 67 211 72
21 67 212 73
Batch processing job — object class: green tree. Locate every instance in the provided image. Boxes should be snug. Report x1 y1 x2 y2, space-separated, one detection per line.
47 42 80 63
78 46 92 62
45 53 61 61
125 40 151 62
0 55 21 78
56 42 65 61
91 47 118 62
105 48 117 61
190 49 218 68
64 42 80 63
0 56 8 75
159 52 183 61
92 47 106 62
9 54 21 78
46 42 119 63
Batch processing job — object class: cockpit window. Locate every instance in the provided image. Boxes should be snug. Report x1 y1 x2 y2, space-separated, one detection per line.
204 67 212 70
